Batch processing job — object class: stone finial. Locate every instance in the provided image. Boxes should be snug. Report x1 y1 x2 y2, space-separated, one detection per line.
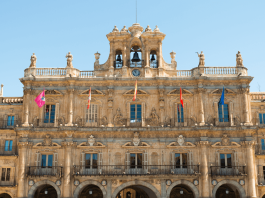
66 52 73 68
145 25 152 32
170 51 176 61
236 51 244 67
197 51 205 67
112 25 119 32
154 25 160 32
121 26 128 32
0 84 3 97
29 53 37 68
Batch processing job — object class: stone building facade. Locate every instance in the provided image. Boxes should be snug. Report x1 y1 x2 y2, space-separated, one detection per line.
0 23 265 198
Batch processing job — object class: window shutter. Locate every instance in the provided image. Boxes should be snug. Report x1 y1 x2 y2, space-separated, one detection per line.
35 153 41 166
54 103 59 127
144 152 148 170
125 152 130 169
171 152 175 169
99 152 103 166
81 152 85 166
53 153 58 166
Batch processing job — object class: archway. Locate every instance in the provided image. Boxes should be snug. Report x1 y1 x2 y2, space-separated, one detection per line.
169 184 194 198
166 180 199 198
28 180 61 198
79 184 103 198
262 194 265 198
215 184 239 198
73 180 107 198
0 193 12 198
112 181 160 198
33 184 57 198
212 180 246 198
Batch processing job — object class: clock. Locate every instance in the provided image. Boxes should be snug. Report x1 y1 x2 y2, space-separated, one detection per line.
132 69 140 77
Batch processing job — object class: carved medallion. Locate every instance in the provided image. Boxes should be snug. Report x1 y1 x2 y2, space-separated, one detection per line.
132 132 140 146
177 135 185 146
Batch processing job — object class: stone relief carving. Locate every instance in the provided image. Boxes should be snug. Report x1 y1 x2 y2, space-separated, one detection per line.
221 134 230 146
114 108 125 125
133 132 140 146
167 135 196 147
29 53 37 68
81 89 104 95
42 135 52 146
146 107 159 126
124 89 147 95
77 135 105 147
88 135 95 146
122 132 150 147
212 134 241 147
168 89 192 95
211 89 234 94
101 116 108 126
177 135 185 146
45 90 62 95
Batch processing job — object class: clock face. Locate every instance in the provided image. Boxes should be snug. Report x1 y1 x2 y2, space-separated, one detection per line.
132 69 140 77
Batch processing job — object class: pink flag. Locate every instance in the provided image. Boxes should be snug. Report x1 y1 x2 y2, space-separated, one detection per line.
35 90 45 108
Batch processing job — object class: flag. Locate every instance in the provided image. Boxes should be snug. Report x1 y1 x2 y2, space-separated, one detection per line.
35 89 45 108
87 87 91 109
180 87 184 108
219 86 225 105
133 80 137 101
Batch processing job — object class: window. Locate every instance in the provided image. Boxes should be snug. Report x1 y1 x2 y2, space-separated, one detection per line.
7 116 14 126
86 104 98 123
177 104 184 123
175 153 187 168
260 113 265 124
1 168 10 181
4 140 13 151
130 153 142 169
220 154 232 168
130 104 141 123
85 154 97 169
41 155 53 168
262 139 265 150
218 103 229 122
44 105 55 123
263 166 265 180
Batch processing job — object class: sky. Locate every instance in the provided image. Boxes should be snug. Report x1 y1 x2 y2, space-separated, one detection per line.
0 0 264 97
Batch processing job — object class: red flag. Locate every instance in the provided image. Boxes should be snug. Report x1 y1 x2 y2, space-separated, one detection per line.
133 80 137 101
35 88 45 108
180 87 184 108
87 87 91 109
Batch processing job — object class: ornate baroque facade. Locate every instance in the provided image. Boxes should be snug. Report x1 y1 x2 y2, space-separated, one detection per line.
0 23 265 198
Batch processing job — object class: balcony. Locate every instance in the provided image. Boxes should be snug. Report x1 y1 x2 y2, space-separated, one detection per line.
73 165 200 176
210 166 246 177
0 120 21 129
0 177 15 187
27 166 63 177
0 146 18 156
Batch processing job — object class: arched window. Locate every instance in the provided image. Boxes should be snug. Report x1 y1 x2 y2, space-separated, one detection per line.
150 50 158 68
129 46 143 67
114 50 123 68
218 103 229 122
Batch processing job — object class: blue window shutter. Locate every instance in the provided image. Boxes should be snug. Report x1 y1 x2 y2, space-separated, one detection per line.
4 140 9 151
9 140 13 151
262 139 265 150
42 155 47 167
7 116 11 126
260 114 263 124
48 155 53 167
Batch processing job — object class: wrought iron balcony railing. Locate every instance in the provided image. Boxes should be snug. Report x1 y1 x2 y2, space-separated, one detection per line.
0 146 18 156
73 165 200 176
210 166 246 176
27 166 63 177
0 120 21 129
0 177 16 186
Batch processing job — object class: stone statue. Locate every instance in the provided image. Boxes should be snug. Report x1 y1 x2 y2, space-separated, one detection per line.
236 51 243 67
29 53 37 68
66 52 73 68
197 51 205 66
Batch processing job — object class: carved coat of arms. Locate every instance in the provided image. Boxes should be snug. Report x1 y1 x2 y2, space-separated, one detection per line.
132 132 140 146
88 135 95 146
177 135 185 146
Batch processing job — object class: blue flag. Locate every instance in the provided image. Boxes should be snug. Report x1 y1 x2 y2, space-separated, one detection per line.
219 87 225 105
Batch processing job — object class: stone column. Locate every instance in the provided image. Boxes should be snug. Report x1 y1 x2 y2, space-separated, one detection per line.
17 141 29 198
244 140 257 198
62 139 74 198
198 88 205 126
66 89 74 126
198 140 210 198
242 88 250 125
145 47 150 67
158 41 162 68
109 41 114 67
123 44 127 66
22 89 30 127
106 179 112 198
107 89 114 127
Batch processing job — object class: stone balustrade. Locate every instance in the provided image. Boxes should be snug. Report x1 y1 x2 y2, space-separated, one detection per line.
1 97 23 104
176 70 192 77
250 92 265 101
203 66 248 76
79 71 95 78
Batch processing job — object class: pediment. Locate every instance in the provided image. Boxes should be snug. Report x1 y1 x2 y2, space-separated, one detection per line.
122 141 150 148
167 89 192 95
33 142 61 148
80 89 104 96
211 88 235 94
123 89 148 95
212 142 241 147
45 90 63 95
167 142 196 148
77 142 105 148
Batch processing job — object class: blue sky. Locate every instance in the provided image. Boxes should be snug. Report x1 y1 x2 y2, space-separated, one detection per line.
0 0 264 96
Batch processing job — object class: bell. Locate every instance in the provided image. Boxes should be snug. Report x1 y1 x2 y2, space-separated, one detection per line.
116 54 122 62
131 52 140 62
151 54 155 61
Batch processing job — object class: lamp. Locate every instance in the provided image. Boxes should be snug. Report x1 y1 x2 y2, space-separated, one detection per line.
89 190 92 194
180 188 183 194
226 188 229 194
44 188 48 195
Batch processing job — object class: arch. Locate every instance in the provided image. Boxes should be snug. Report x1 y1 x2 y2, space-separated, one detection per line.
28 180 61 198
212 180 246 198
166 180 199 198
73 180 107 198
112 180 161 198
0 192 13 198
